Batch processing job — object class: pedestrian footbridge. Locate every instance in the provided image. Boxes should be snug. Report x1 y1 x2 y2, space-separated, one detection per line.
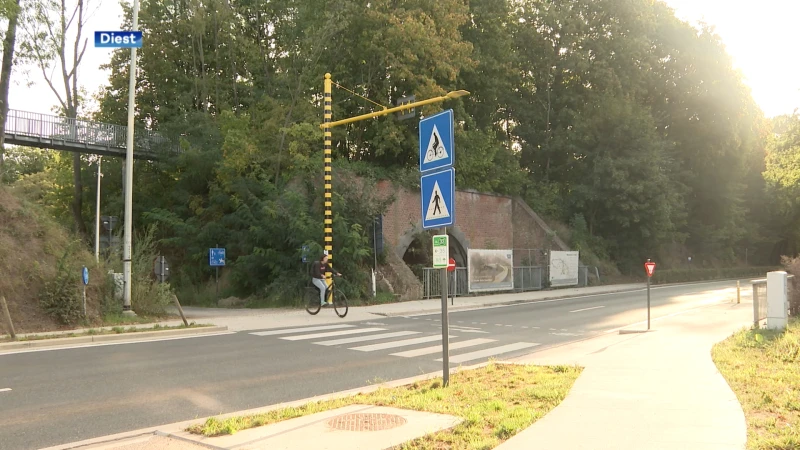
4 109 181 159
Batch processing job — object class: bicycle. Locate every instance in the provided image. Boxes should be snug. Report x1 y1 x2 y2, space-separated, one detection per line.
304 275 349 318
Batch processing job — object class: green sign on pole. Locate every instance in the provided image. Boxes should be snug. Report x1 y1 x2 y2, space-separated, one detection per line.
433 235 449 268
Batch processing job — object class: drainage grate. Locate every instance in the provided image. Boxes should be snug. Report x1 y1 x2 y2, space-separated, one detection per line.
326 413 407 432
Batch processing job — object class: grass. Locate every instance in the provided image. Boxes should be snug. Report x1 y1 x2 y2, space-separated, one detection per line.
187 362 581 449
0 322 211 343
712 318 800 449
101 313 157 326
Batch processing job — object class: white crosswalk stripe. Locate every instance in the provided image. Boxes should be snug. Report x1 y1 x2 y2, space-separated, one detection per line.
350 335 455 352
280 328 386 341
437 342 540 363
314 331 421 346
250 324 542 362
390 338 496 358
250 324 354 336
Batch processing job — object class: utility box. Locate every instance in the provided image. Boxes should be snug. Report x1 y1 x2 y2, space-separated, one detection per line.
767 271 788 331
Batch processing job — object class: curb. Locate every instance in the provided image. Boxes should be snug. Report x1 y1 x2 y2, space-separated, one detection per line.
371 285 647 317
0 326 229 352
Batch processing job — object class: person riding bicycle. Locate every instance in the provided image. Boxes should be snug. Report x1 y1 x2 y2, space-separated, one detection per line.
311 252 340 306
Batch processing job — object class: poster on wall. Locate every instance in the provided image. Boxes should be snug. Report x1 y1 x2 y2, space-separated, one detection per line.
549 251 580 287
468 249 514 292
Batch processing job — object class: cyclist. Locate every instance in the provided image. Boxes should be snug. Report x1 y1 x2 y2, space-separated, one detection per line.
311 252 340 306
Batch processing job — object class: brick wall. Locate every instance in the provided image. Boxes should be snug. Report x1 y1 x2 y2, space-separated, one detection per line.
377 181 559 262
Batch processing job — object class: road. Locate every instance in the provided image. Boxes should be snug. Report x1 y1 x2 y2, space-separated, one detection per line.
0 280 741 450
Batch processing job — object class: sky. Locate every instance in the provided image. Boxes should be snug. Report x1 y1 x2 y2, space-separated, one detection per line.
8 0 800 120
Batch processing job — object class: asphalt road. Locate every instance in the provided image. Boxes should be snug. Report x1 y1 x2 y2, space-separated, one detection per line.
0 280 741 450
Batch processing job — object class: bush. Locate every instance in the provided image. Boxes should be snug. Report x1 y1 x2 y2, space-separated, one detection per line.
39 242 84 325
130 225 174 315
781 255 800 317
650 266 781 285
102 224 175 316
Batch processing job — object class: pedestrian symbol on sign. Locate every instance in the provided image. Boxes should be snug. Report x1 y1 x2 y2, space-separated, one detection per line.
425 181 450 221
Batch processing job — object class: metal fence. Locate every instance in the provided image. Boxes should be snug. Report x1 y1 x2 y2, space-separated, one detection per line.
422 268 468 299
421 263 596 298
4 109 181 155
513 266 543 292
752 279 767 327
423 266 546 299
578 266 589 287
752 275 795 327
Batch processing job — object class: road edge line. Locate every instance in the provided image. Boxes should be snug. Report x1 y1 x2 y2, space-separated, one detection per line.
0 326 229 352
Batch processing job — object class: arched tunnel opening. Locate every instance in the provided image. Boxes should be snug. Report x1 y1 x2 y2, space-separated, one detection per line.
402 230 467 281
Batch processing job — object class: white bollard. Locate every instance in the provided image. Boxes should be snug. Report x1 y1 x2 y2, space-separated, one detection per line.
766 271 789 331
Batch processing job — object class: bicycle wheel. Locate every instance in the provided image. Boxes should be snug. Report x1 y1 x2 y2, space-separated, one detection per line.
333 290 348 318
305 288 321 315
425 148 435 162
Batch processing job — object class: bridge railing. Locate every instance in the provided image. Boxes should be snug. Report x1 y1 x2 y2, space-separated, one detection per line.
5 109 181 155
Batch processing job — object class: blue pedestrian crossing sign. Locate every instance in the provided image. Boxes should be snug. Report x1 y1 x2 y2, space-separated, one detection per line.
419 109 454 173
421 168 455 229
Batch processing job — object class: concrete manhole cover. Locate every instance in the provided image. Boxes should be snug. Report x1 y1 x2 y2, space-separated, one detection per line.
326 413 407 432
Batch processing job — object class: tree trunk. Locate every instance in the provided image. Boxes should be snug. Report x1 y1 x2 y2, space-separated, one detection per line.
71 151 87 235
0 0 21 180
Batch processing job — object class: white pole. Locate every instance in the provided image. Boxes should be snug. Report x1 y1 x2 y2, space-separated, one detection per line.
122 0 140 315
95 156 101 263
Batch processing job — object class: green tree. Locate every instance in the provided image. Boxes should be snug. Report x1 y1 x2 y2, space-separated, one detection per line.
20 0 93 236
0 0 21 181
764 113 800 257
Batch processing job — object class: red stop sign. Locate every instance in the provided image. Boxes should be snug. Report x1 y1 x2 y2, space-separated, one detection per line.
447 258 456 272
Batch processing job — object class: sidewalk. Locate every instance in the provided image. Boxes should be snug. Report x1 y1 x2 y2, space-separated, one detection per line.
1 283 643 350
176 283 646 332
496 298 753 449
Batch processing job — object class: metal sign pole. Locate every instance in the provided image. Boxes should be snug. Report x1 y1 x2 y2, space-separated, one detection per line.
440 227 450 387
647 274 651 330
644 259 655 330
452 269 456 306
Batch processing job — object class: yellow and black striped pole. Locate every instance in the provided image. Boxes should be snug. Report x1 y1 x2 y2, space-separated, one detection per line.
323 73 333 298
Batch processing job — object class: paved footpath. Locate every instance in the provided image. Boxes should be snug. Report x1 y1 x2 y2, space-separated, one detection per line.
498 298 753 450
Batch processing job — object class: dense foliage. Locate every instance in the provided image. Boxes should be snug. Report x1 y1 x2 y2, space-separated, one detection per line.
6 0 795 301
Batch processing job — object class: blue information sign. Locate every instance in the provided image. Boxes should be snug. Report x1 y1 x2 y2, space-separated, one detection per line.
420 168 455 229
94 31 143 48
419 109 454 173
209 248 226 267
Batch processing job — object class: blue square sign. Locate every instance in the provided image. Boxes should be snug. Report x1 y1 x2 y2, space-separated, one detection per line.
421 168 455 229
419 109 454 173
209 248 226 267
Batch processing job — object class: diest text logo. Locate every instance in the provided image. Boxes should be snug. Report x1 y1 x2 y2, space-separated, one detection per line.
94 31 142 48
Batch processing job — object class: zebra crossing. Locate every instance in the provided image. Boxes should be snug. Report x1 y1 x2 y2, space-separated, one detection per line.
249 324 540 363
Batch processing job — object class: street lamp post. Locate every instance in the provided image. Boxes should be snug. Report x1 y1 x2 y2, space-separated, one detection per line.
95 156 102 263
122 0 140 315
